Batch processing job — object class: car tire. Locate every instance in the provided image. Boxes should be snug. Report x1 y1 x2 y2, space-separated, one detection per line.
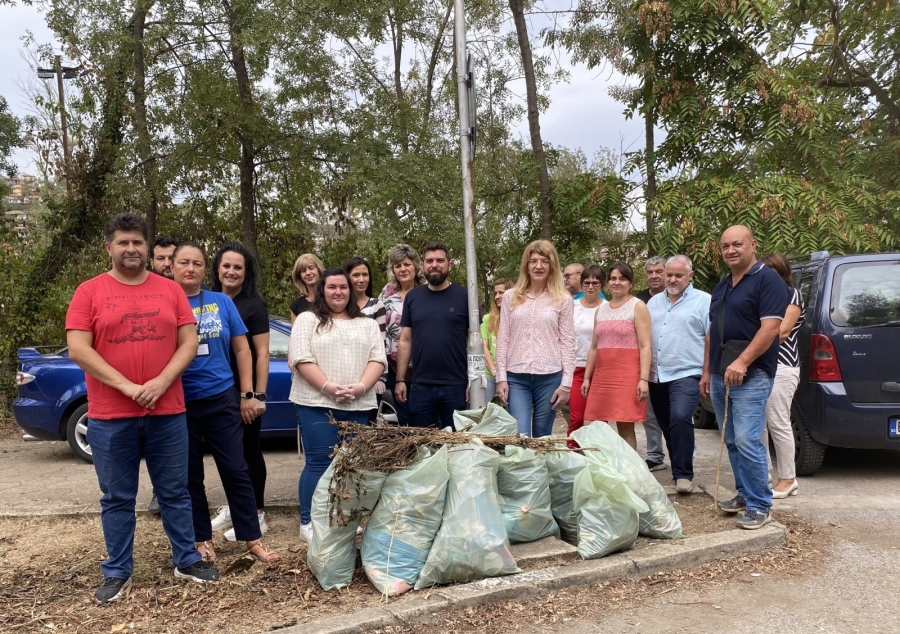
792 402 825 477
66 403 93 464
693 403 717 429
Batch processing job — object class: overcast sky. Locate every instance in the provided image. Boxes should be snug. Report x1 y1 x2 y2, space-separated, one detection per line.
0 2 647 178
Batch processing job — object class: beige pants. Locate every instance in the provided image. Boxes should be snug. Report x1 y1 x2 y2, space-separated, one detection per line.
763 365 801 480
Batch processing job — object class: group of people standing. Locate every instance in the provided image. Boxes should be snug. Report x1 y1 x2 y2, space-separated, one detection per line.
68 210 802 603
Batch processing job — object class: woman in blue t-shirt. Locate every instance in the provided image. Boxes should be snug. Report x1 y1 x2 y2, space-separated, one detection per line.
172 243 278 564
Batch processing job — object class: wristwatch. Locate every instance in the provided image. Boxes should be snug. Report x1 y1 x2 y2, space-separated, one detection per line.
254 392 267 402
240 391 254 400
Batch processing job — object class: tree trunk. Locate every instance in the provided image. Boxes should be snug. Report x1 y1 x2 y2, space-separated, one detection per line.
508 0 552 240
132 1 158 238
224 0 258 256
643 78 657 256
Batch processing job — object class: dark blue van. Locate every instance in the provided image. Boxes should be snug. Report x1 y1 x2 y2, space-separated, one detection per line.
790 253 900 475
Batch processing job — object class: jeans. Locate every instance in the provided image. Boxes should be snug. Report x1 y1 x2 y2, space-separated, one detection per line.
186 388 260 542
507 371 562 438
88 413 200 579
764 365 800 479
407 383 467 429
297 405 369 524
711 369 775 512
649 376 699 481
644 398 666 463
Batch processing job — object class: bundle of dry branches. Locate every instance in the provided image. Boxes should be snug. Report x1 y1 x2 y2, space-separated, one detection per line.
325 416 595 525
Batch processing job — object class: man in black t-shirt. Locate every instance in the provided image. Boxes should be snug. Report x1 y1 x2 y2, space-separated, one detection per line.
395 242 468 428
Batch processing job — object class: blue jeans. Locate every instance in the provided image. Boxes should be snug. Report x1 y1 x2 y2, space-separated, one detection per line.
710 370 775 512
296 406 369 524
649 376 699 481
507 371 562 438
407 383 467 429
88 414 200 579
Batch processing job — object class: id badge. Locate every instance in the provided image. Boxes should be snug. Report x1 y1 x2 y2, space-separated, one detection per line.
197 342 210 356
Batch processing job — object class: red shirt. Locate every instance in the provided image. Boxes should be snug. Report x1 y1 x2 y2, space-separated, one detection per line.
65 273 196 420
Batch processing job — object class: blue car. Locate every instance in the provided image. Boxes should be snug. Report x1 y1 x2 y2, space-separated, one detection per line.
13 316 298 463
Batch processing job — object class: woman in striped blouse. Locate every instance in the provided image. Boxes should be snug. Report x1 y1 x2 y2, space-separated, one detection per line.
762 253 806 499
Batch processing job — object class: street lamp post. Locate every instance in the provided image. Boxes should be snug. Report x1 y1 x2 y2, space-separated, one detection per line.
453 0 485 408
36 56 81 196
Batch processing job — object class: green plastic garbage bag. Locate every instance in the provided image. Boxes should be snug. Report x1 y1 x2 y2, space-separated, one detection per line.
572 459 649 559
415 438 520 588
544 449 590 544
453 402 518 436
573 423 682 539
361 446 450 596
307 457 387 590
497 446 560 543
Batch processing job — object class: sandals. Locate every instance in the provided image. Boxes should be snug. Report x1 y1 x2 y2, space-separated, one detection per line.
247 540 279 563
197 540 217 563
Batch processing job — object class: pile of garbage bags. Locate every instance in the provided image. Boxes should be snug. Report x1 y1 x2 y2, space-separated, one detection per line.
307 404 682 594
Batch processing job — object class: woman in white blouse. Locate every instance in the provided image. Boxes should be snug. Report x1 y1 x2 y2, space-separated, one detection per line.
289 267 387 543
567 264 606 444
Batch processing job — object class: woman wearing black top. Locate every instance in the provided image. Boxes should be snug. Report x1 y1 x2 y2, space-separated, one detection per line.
210 242 271 541
290 253 325 323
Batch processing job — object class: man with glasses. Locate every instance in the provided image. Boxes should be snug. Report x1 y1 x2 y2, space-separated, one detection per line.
563 263 585 299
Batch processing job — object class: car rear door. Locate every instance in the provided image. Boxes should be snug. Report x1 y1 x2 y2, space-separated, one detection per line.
825 257 900 404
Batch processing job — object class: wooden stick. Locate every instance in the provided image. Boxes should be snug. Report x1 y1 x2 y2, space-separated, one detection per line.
714 384 730 513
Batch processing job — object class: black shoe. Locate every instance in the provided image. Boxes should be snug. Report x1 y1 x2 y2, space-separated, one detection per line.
175 560 220 583
148 493 160 515
95 576 132 603
736 509 773 530
718 495 747 513
645 459 666 472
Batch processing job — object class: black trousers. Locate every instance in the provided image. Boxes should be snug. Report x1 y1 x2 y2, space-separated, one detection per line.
648 376 699 481
242 416 267 510
185 387 261 542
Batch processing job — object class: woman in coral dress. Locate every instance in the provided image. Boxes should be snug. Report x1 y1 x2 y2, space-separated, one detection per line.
581 262 651 450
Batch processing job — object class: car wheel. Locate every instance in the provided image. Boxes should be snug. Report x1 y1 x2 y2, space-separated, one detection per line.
792 402 825 477
66 403 93 464
693 402 717 429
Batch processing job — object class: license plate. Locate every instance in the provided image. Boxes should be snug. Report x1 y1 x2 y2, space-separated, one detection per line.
891 418 900 438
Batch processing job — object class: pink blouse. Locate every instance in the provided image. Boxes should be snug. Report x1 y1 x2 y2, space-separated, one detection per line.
495 289 576 387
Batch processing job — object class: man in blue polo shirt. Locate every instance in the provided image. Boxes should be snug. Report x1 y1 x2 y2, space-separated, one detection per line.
648 255 710 494
700 225 788 530
394 242 469 428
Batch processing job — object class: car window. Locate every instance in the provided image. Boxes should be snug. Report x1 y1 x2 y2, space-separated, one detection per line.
830 261 900 327
793 267 816 308
269 326 290 359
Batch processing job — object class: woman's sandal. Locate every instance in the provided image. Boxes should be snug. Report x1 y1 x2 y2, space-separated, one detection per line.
247 540 279 563
197 541 217 563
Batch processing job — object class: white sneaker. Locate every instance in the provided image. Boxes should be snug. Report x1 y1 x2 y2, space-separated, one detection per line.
210 506 232 531
223 512 268 542
299 523 313 543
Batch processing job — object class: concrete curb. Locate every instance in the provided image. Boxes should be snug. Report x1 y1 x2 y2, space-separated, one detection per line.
274 522 786 634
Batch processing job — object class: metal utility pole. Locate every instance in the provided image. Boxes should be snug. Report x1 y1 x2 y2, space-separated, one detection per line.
453 0 485 408
37 56 80 197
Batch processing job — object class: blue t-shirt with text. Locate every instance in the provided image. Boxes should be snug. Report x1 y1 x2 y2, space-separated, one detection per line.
182 290 248 400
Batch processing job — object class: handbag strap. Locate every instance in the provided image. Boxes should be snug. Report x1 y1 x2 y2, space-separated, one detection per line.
717 282 730 350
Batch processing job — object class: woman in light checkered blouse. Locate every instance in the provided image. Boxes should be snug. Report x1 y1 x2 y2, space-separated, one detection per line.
288 267 387 543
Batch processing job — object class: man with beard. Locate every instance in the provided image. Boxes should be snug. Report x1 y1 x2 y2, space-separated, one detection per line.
394 242 469 428
150 236 178 279
145 235 178 514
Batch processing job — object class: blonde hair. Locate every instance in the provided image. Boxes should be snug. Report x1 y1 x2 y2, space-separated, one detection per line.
385 244 427 289
510 240 567 306
487 278 513 334
291 253 325 297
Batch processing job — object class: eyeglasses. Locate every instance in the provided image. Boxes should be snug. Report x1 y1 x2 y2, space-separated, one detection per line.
582 281 602 287
528 259 551 267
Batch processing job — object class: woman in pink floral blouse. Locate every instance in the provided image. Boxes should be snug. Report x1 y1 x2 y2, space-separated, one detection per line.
495 240 575 437
376 244 426 424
